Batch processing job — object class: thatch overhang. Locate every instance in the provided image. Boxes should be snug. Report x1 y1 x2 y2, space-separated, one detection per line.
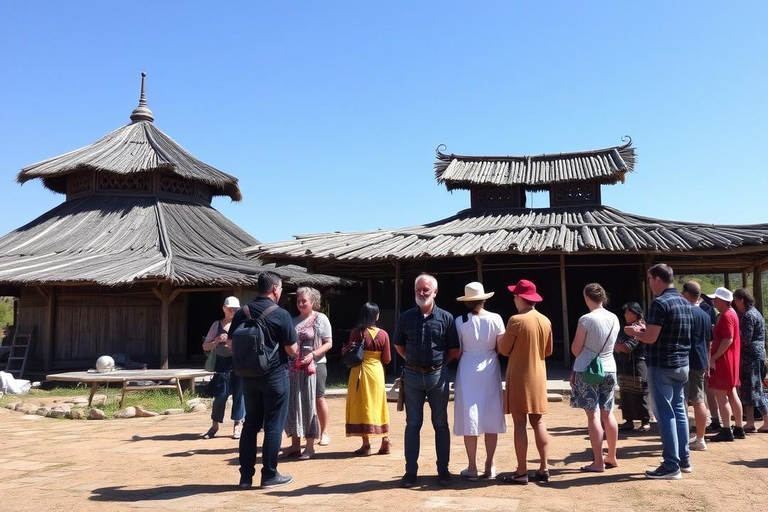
435 139 636 192
248 205 768 274
0 195 352 289
17 74 243 201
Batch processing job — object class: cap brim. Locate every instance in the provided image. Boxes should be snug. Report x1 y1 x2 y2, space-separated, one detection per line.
456 292 494 302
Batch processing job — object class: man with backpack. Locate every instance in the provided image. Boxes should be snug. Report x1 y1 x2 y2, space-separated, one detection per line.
228 271 298 489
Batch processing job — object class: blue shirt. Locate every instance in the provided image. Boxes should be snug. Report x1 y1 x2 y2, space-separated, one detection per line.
645 287 692 369
689 305 713 371
394 304 457 367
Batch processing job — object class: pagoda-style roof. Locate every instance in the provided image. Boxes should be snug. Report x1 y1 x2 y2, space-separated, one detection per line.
0 195 349 287
17 73 242 201
435 139 636 191
249 205 768 263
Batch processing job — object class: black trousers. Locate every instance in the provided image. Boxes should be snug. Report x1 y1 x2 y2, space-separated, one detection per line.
239 365 290 484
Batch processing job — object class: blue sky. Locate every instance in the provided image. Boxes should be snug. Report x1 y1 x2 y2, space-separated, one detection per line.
1 2 766 243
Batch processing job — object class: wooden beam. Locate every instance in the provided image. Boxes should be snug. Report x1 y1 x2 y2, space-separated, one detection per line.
393 260 402 376
742 271 749 289
754 264 764 316
367 279 373 302
44 286 55 371
475 255 484 282
152 284 177 370
560 255 570 368
724 273 730 290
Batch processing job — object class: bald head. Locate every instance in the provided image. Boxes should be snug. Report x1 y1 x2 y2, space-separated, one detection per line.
682 281 701 305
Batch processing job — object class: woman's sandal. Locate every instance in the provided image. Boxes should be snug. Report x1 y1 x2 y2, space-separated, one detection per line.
501 472 528 485
637 423 651 432
354 445 372 456
299 451 314 460
377 439 391 455
530 469 550 483
232 422 243 440
202 427 219 440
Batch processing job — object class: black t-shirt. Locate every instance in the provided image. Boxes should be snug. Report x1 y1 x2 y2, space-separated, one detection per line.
228 296 297 367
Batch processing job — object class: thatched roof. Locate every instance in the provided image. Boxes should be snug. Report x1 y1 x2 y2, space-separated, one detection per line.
0 195 352 288
17 74 243 201
435 139 636 191
249 205 768 262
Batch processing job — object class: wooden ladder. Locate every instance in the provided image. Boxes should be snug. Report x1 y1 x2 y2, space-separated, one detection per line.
5 327 34 379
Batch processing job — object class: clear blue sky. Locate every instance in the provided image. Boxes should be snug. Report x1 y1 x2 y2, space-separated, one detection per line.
1 2 766 243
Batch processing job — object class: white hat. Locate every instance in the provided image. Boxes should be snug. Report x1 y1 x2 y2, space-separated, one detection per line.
456 282 495 302
223 296 241 308
706 287 733 302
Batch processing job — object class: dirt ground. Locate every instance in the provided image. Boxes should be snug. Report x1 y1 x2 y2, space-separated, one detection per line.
1 394 767 512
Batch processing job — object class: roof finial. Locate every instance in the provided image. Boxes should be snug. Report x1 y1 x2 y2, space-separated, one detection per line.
130 72 154 123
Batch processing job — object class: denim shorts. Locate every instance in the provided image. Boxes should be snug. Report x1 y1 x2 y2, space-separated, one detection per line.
570 372 617 411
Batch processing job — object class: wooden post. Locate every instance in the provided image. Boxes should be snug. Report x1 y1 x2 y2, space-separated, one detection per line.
560 255 570 368
153 284 181 370
475 255 484 282
754 264 764 316
367 279 373 302
393 260 402 375
644 255 654 311
724 273 730 290
742 271 749 289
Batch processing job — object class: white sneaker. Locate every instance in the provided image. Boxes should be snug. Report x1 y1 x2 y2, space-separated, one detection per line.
482 465 496 479
689 438 707 451
318 433 331 446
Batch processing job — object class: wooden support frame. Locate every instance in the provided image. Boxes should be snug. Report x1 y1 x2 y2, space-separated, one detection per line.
35 286 55 371
754 264 764 315
152 283 182 370
475 255 484 282
559 255 570 367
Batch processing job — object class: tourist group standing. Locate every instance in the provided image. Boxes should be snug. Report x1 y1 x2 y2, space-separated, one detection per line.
213 264 766 488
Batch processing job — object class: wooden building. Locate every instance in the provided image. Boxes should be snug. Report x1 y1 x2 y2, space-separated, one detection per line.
0 74 350 372
251 140 768 367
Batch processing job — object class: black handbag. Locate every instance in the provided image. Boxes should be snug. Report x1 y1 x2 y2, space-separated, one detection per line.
343 328 375 368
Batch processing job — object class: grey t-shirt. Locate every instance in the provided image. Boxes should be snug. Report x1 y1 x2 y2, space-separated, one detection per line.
573 308 619 373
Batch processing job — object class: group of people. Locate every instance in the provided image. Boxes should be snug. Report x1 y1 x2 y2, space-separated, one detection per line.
202 264 767 489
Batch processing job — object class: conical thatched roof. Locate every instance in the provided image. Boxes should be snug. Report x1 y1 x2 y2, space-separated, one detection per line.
0 195 351 287
17 73 242 201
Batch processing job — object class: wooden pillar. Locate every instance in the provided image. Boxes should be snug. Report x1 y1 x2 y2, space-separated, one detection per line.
754 264 764 316
724 273 730 290
153 284 180 370
643 255 654 311
367 279 373 302
393 260 402 375
475 255 484 282
742 271 749 289
560 255 570 368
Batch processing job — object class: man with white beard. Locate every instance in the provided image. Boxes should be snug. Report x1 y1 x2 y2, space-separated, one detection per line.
394 273 459 488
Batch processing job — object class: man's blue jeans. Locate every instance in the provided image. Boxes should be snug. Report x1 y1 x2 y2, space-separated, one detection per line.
403 366 450 476
239 365 290 484
648 365 690 470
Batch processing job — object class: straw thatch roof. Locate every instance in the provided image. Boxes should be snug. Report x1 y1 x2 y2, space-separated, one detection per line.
435 139 636 191
0 194 350 288
17 74 242 201
249 205 768 263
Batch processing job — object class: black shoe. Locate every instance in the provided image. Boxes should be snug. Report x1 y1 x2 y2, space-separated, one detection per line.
618 421 635 431
706 419 722 432
238 478 253 489
733 427 746 439
645 465 682 480
438 471 453 486
401 472 418 488
261 473 293 488
708 427 735 442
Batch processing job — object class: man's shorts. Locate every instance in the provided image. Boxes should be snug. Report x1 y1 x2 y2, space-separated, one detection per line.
687 369 706 404
315 362 327 398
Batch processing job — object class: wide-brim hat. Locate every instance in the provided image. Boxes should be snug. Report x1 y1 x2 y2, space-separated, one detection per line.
706 287 733 302
456 282 494 302
507 279 543 302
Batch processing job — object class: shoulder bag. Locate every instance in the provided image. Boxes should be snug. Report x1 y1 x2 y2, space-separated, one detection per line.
581 322 616 385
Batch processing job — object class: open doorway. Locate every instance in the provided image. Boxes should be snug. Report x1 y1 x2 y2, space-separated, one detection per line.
186 291 225 364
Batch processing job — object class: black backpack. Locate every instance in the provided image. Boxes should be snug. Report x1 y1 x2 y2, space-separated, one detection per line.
231 304 280 377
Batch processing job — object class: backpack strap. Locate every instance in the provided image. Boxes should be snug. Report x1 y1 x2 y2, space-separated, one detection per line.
242 305 251 319
260 304 280 319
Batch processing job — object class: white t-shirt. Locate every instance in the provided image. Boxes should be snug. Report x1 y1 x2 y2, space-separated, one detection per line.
292 312 332 364
573 308 619 373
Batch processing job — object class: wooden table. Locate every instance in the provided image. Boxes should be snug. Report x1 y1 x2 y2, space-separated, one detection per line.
46 369 213 408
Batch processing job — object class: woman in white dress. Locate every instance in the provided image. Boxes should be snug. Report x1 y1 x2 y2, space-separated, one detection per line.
453 282 507 481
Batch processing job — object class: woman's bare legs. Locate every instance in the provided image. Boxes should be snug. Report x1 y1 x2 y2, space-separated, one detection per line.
584 409 605 471
601 408 619 466
529 414 549 473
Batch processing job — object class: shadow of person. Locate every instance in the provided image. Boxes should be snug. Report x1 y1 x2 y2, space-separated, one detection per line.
90 485 240 502
131 433 206 442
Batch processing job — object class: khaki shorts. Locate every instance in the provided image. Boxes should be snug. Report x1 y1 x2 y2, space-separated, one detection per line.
687 369 706 404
